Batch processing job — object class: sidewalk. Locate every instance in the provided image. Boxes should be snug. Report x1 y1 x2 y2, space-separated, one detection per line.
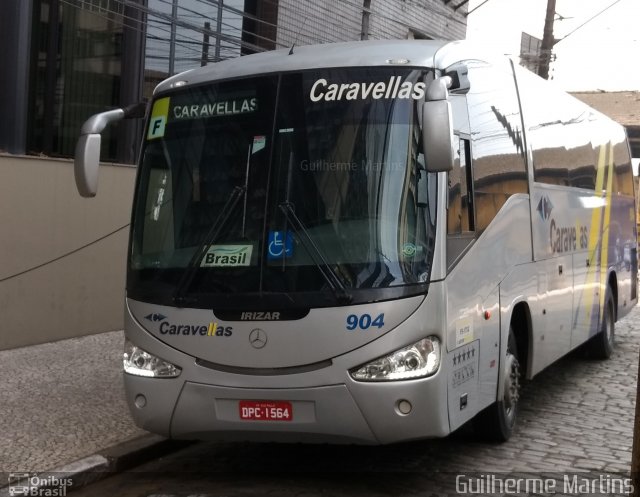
0 331 147 473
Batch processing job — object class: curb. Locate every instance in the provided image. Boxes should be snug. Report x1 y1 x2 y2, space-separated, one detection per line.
0 435 194 496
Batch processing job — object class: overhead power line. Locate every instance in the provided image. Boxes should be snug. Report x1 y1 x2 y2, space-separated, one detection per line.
555 0 625 45
63 0 470 76
466 0 492 16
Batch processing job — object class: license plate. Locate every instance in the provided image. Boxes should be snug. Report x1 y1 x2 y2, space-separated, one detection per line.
239 400 293 421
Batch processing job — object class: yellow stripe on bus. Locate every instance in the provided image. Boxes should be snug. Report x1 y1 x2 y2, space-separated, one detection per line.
581 144 607 329
599 142 614 310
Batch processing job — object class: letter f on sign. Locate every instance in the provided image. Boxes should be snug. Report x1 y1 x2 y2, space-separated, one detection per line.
147 116 166 140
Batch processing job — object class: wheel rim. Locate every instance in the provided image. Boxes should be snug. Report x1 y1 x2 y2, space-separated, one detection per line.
503 351 520 426
604 301 614 346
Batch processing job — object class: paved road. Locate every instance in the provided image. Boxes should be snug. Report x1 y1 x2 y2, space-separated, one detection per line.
69 305 640 496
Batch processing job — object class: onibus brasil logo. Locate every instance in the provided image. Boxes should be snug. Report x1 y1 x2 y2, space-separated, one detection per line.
7 473 73 496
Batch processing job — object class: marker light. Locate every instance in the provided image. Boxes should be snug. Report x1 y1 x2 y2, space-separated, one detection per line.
123 339 181 378
386 58 410 65
350 337 441 382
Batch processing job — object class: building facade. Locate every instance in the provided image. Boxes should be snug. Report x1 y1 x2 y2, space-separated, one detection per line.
0 0 468 349
1 0 468 163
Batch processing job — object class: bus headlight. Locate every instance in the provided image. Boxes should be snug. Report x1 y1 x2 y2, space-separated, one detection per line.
123 339 182 378
350 336 441 381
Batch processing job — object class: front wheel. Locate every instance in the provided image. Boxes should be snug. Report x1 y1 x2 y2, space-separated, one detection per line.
474 327 521 442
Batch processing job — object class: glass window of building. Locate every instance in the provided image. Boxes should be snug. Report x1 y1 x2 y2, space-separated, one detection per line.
28 0 125 161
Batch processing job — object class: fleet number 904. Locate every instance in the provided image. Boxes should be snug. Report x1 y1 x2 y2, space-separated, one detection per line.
346 313 385 331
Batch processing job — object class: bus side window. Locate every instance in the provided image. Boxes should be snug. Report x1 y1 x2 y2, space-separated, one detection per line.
613 130 634 196
460 138 474 232
448 135 474 235
466 61 528 233
447 135 475 268
447 134 463 235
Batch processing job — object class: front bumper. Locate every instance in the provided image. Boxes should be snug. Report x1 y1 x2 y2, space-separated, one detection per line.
124 363 449 444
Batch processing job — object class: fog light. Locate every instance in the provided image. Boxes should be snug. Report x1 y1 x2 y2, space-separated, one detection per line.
397 400 412 415
135 394 147 409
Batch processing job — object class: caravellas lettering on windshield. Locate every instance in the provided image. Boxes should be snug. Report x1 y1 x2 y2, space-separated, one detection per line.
309 76 426 102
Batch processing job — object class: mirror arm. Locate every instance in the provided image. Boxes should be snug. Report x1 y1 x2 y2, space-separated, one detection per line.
426 75 452 101
79 109 125 135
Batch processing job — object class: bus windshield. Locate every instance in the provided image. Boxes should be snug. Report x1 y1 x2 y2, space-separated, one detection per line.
129 68 437 308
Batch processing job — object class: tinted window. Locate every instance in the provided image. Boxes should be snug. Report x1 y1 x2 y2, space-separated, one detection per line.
517 68 598 190
129 68 439 308
466 61 528 232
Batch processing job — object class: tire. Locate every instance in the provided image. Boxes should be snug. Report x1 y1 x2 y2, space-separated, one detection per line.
474 327 521 442
585 292 615 359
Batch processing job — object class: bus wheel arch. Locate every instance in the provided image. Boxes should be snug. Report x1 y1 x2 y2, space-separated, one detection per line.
474 301 531 442
510 302 531 379
608 271 618 322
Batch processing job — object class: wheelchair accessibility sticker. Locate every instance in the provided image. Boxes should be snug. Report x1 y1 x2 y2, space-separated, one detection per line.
267 231 294 260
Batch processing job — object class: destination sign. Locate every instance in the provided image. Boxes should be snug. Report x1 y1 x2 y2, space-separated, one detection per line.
172 97 257 120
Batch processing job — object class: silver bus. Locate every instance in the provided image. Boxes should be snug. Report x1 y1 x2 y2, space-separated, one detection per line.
75 40 637 443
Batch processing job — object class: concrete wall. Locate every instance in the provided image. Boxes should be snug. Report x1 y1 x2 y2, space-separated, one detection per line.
0 155 136 350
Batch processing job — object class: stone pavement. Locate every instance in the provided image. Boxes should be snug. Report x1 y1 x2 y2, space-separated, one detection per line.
507 303 638 474
1 303 639 489
0 331 147 473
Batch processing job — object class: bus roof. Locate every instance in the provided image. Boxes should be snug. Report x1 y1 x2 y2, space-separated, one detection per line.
155 39 462 94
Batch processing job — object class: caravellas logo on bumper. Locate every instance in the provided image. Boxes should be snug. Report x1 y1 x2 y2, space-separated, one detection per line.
159 320 233 337
144 314 233 337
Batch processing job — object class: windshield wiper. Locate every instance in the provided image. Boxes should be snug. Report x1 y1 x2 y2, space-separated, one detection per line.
173 185 246 306
278 202 352 304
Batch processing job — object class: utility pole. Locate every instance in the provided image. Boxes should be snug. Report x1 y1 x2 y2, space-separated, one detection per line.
361 0 371 40
537 0 556 79
215 0 224 62
168 0 178 75
201 21 211 67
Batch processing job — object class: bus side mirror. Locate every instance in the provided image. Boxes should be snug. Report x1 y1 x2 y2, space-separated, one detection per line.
75 109 125 197
74 103 145 197
422 76 454 173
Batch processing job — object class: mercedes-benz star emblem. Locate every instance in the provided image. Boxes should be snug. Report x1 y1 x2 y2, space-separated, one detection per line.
249 328 267 349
